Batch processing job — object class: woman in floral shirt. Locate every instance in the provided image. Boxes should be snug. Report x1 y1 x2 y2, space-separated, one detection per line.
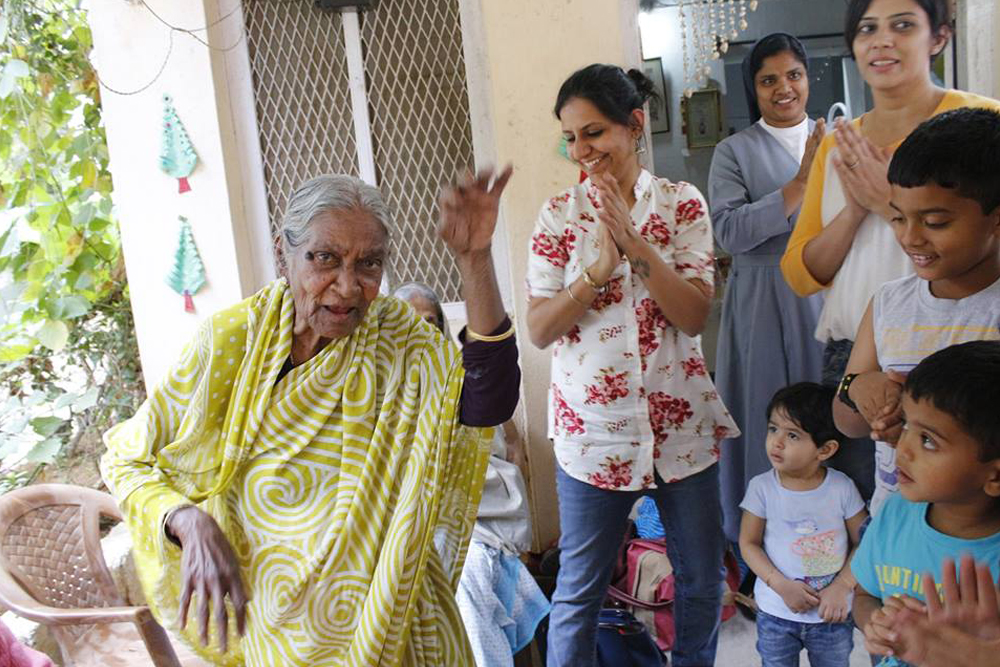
526 64 739 667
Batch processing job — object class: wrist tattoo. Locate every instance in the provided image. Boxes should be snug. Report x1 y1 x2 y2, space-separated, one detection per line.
630 256 651 279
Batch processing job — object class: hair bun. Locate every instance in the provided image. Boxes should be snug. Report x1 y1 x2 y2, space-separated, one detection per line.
626 68 658 104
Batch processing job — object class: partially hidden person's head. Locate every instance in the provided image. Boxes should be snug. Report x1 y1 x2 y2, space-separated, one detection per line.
764 383 844 476
887 108 1000 297
280 174 391 341
899 341 1000 506
844 0 952 92
391 281 449 337
554 64 656 185
742 32 810 127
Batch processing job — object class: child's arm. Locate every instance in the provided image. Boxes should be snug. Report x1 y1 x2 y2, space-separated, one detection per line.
818 508 868 623
739 510 820 613
855 587 898 657
832 299 904 443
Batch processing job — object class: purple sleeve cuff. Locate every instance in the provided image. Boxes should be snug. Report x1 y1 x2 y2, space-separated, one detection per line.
458 316 520 426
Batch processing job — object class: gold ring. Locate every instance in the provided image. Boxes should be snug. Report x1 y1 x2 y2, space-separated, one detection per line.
847 159 860 170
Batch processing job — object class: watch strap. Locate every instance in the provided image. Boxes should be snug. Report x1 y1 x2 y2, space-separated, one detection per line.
837 373 860 412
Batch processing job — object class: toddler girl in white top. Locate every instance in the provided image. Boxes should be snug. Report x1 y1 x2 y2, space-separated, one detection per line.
740 382 868 666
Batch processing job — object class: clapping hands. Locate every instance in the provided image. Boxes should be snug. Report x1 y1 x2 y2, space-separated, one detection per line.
831 118 893 221
865 555 1000 666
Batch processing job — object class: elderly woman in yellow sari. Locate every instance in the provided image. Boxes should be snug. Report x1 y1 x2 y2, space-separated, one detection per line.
101 168 519 666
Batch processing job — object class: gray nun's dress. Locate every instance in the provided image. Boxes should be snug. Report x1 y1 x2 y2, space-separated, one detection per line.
709 121 825 543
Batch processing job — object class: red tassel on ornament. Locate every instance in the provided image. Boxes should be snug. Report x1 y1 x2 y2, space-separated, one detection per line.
183 291 195 313
178 177 191 194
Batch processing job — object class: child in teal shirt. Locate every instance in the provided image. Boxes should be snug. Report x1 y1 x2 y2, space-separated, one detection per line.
851 341 1000 665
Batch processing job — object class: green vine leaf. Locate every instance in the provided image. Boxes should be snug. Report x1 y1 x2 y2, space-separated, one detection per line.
0 58 28 99
0 0 145 486
36 319 68 351
29 416 62 437
25 437 60 463
51 295 90 319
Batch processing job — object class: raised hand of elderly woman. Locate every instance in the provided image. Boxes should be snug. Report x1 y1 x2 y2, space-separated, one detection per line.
167 505 248 653
439 165 513 335
832 118 893 221
438 165 513 257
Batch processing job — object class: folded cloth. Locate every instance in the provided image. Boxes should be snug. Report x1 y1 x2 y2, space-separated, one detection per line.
474 454 533 553
457 541 551 667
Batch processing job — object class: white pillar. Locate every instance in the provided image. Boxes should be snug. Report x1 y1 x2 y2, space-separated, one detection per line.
957 0 998 97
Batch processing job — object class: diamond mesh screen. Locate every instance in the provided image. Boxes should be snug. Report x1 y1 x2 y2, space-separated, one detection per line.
361 0 473 301
243 1 359 245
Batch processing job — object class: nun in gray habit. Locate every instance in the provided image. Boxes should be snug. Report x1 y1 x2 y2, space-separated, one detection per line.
709 33 829 544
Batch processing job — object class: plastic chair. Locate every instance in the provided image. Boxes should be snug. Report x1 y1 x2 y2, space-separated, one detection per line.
0 483 191 666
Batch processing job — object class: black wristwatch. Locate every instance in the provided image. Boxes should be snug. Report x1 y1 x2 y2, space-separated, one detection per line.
837 373 860 412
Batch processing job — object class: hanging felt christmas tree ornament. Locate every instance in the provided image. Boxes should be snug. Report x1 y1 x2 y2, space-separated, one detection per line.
165 216 206 312
160 93 198 194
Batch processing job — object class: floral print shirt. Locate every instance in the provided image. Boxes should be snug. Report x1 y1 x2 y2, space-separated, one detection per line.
526 170 739 491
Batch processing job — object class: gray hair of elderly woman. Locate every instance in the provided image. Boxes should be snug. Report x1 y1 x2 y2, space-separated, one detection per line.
279 174 393 254
391 281 449 337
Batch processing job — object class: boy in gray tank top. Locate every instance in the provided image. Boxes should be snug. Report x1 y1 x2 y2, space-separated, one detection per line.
830 107 1000 516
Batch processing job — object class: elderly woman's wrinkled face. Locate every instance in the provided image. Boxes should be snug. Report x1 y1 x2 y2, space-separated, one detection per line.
286 207 387 341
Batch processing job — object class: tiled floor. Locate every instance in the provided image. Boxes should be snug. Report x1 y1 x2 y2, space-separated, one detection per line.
716 611 873 666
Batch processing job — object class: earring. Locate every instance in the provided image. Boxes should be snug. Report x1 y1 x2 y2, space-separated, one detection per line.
634 134 647 155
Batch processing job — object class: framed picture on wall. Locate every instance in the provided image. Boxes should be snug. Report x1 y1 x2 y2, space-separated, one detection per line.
683 88 722 149
641 57 669 133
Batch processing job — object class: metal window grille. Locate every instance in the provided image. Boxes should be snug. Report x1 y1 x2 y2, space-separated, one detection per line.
360 0 473 301
243 1 359 244
242 0 475 302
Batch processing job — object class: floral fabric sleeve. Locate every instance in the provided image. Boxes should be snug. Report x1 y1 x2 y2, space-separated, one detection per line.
526 196 571 299
670 183 716 288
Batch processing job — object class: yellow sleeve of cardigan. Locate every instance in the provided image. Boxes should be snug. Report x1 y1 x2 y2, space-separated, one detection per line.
781 132 836 296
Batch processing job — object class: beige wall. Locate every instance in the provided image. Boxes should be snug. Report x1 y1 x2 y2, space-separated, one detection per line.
85 0 271 388
463 0 642 549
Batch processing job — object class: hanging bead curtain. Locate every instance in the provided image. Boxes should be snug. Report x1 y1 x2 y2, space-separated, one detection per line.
679 0 759 96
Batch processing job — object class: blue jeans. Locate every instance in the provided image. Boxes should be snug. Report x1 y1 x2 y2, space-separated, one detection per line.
756 610 854 667
547 463 725 667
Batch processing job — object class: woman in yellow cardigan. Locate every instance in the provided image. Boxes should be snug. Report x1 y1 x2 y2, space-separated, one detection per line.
780 0 1000 502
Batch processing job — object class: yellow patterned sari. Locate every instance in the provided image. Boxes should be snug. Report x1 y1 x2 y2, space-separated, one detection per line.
102 279 491 666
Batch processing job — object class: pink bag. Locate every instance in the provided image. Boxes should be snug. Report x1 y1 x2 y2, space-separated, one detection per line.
606 537 741 652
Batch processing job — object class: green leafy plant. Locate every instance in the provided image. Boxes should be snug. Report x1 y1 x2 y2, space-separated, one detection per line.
0 0 144 487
